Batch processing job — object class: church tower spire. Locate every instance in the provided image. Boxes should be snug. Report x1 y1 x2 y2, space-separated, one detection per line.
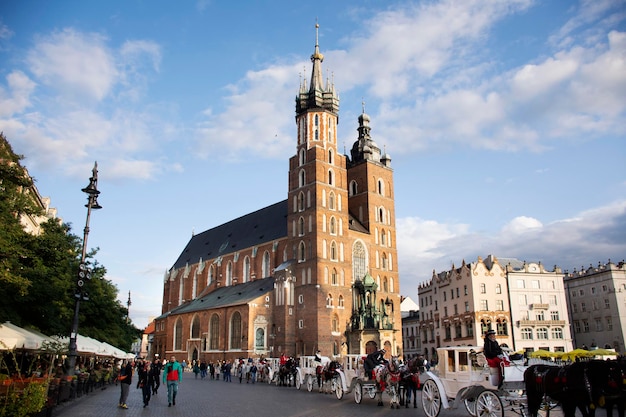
296 24 339 119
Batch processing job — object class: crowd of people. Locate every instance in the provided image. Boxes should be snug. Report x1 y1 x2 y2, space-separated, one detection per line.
112 354 268 410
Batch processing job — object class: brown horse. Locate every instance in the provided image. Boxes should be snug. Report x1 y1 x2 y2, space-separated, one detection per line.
399 357 422 408
316 360 341 393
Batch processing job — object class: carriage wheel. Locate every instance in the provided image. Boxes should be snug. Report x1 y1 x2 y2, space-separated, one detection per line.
306 375 314 392
332 377 343 400
475 390 504 417
421 379 442 417
464 398 478 417
368 385 377 399
354 381 363 404
295 374 302 390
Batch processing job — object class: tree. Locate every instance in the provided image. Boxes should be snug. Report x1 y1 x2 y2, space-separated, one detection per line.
0 133 141 351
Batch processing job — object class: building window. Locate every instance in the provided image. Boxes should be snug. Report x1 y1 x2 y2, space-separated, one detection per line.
466 321 474 337
338 295 344 308
209 314 219 350
581 302 586 312
455 324 462 338
191 316 200 339
330 241 337 261
607 317 613 330
298 217 305 236
605 299 610 309
331 269 338 286
174 318 183 350
243 256 250 283
521 328 533 340
465 301 469 312
352 241 367 282
549 295 557 305
574 320 581 333
332 315 339 332
298 241 306 262
595 318 603 331
517 279 525 289
495 284 501 294
480 283 486 294
551 328 563 339
230 312 242 349
536 328 548 339
299 320 304 329
519 294 527 305
464 285 468 295
262 251 270 278
480 300 488 311
496 300 504 311
550 311 559 320
582 320 589 332
531 280 540 289
326 294 333 307
255 328 265 349
497 320 508 336
536 311 545 321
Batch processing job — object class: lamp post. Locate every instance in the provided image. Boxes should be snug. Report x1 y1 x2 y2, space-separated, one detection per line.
67 162 102 374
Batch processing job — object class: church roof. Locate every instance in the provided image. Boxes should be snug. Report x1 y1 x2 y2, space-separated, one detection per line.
158 276 276 318
171 200 288 270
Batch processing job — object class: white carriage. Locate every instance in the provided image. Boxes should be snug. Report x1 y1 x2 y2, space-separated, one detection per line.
295 355 344 397
420 346 536 417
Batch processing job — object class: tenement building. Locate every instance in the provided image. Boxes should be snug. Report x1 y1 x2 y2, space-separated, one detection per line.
152 27 402 364
564 260 626 352
418 255 573 362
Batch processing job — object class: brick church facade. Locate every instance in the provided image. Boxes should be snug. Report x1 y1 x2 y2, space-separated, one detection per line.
153 26 403 363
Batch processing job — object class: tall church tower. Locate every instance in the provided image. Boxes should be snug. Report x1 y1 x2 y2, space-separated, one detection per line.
281 24 401 357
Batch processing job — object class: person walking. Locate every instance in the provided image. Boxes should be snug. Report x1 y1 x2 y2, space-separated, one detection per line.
162 355 183 407
250 361 257 384
149 358 161 395
117 359 134 409
137 360 153 408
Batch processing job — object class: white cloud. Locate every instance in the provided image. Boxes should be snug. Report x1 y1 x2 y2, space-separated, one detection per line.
27 29 119 103
0 71 35 117
398 200 626 297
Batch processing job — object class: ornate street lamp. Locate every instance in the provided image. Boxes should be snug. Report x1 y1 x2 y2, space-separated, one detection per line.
67 162 102 374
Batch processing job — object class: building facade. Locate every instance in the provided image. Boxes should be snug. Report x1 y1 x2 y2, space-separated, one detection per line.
418 255 573 362
495 257 573 355
401 296 421 360
564 260 626 351
152 26 402 364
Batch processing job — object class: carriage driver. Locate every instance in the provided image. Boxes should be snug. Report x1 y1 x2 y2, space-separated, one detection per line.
483 330 509 388
363 348 387 379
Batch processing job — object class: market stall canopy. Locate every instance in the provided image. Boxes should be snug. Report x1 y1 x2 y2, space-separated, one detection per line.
560 348 593 361
528 349 558 358
0 321 51 350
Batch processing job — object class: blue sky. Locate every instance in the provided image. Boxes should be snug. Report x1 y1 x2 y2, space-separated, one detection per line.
1 0 625 330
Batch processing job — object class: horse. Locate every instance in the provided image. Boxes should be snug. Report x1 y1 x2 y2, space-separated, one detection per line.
399 357 422 408
278 357 297 387
592 358 626 417
316 360 341 393
524 360 625 417
373 356 402 408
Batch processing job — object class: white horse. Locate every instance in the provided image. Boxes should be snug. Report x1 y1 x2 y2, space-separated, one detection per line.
373 356 402 408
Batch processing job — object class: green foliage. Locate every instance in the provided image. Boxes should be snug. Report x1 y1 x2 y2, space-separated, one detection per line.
0 133 141 352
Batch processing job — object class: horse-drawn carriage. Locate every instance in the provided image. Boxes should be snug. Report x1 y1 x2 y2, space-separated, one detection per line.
297 355 344 398
419 346 626 417
420 346 532 417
